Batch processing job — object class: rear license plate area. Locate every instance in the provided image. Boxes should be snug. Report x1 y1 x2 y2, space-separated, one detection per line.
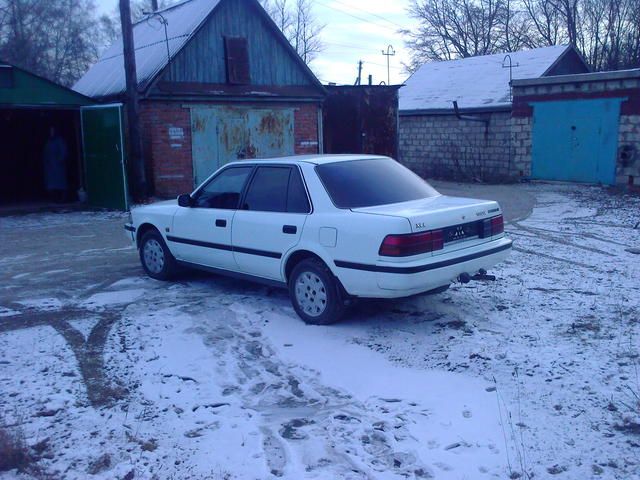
443 221 480 244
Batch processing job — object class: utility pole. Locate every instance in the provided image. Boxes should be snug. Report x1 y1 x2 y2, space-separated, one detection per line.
120 0 147 199
354 60 363 86
381 45 395 85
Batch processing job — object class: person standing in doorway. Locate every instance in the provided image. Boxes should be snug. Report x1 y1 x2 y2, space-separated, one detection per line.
43 127 68 202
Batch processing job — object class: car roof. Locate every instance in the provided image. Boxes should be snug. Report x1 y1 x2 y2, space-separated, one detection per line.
225 154 389 167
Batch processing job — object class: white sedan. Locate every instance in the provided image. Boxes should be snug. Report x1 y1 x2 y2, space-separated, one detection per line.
125 155 512 324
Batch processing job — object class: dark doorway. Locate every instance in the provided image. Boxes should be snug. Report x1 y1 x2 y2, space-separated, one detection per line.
323 85 401 159
0 108 82 205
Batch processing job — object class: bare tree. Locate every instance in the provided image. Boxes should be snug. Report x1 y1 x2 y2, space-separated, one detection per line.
0 0 101 86
98 0 177 48
520 0 565 46
404 0 640 72
261 0 324 64
403 0 515 69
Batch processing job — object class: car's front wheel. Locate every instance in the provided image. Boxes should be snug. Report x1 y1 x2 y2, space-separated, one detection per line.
139 230 177 281
289 258 345 325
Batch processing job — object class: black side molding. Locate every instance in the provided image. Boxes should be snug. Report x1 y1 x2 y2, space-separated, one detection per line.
335 241 512 274
124 224 136 232
167 235 232 252
166 235 281 259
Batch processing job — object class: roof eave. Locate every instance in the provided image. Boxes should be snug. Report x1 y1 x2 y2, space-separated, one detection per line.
513 68 640 87
399 104 512 116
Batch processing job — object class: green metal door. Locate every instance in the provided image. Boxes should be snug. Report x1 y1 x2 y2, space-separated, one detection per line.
80 105 128 210
531 98 623 185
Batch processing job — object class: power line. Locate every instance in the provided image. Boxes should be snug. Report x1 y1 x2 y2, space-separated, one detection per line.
313 0 399 33
330 0 407 30
361 59 403 70
323 41 375 52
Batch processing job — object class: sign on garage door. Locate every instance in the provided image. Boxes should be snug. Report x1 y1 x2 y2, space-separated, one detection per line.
190 106 294 186
531 98 623 185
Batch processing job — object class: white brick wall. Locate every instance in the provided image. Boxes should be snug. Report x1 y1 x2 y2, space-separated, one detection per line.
399 112 519 182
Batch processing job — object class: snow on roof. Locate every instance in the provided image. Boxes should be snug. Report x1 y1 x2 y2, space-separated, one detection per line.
399 45 571 112
73 0 220 98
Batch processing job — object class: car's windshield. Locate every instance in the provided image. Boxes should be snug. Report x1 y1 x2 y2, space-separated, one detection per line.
316 158 439 209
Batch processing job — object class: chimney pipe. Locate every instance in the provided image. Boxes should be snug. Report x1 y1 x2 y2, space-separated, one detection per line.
151 0 158 10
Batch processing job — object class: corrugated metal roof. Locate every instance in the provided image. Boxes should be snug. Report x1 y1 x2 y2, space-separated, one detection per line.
399 45 571 112
73 0 221 98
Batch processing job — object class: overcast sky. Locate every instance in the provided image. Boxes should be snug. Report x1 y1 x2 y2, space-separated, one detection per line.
94 0 416 85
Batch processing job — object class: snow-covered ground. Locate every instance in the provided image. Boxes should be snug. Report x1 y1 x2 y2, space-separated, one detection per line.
0 184 638 479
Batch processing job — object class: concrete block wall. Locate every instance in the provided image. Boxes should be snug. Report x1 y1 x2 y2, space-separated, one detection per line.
140 101 321 198
510 116 532 177
617 114 640 184
399 112 517 182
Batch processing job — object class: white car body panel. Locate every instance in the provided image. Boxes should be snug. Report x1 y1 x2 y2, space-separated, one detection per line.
171 206 236 270
128 155 512 298
232 209 307 280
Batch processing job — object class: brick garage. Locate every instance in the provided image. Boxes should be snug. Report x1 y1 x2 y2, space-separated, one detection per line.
140 101 321 198
511 69 640 186
73 0 326 200
398 45 590 183
400 69 640 186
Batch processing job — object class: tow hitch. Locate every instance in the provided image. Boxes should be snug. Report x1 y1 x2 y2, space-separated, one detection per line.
458 269 496 284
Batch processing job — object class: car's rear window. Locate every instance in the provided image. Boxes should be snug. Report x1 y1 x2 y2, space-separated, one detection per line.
316 158 439 208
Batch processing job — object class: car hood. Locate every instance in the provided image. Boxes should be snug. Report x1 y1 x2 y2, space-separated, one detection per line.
133 199 178 214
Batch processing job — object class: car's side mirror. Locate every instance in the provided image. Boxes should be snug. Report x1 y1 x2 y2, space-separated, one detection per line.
177 194 193 208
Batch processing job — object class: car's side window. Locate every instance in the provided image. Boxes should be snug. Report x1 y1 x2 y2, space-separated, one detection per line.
193 166 253 209
287 168 311 213
243 167 291 212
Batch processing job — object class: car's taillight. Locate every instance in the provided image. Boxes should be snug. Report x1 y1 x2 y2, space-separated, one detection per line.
379 230 444 257
481 215 504 237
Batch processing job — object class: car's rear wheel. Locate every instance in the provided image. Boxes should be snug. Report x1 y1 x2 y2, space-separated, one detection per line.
289 258 345 325
139 230 177 280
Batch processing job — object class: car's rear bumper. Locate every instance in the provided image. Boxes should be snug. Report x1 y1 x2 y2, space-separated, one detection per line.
334 237 512 298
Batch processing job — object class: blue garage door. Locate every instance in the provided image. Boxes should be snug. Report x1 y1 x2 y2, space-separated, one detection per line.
531 98 623 185
190 106 295 187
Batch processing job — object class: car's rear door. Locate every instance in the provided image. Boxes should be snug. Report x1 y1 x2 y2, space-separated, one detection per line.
232 165 310 281
169 165 254 270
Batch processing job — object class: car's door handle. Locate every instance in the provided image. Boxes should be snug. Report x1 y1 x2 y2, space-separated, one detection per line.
282 225 297 234
215 219 227 228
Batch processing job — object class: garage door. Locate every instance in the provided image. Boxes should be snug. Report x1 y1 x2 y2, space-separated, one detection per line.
531 98 623 185
190 107 294 186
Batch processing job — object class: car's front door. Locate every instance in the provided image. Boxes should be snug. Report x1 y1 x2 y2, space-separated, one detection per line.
232 165 310 281
169 166 254 270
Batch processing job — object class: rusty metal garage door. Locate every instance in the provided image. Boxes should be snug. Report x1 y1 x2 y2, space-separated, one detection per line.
190 106 294 186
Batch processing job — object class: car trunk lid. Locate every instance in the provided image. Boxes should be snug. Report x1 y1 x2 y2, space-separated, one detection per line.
352 195 503 254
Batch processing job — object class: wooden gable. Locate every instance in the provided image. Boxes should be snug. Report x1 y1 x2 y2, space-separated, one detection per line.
152 0 323 97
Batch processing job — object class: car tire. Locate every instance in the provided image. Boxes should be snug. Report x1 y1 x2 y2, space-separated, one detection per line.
139 230 177 281
289 258 345 325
